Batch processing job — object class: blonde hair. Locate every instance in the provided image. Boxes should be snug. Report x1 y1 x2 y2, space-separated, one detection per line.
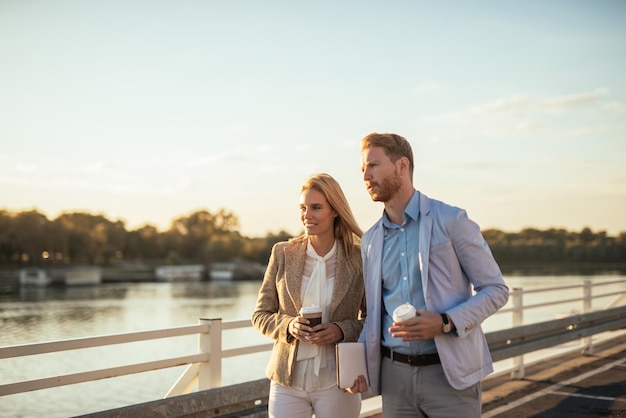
293 173 362 262
361 132 414 179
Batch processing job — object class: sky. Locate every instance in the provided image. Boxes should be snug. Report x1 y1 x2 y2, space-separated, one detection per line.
1 1 625 238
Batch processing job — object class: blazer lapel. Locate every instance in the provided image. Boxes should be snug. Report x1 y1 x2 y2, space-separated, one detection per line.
419 194 433 296
330 244 352 316
284 240 306 311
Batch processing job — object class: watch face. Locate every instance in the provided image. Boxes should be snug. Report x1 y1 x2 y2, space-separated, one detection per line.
440 313 450 333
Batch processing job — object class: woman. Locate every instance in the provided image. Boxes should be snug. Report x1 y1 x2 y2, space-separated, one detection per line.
252 173 366 418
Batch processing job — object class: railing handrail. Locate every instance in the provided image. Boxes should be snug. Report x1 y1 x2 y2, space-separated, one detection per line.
495 279 623 313
0 324 210 359
498 289 624 313
486 305 626 361
2 354 209 396
509 278 624 294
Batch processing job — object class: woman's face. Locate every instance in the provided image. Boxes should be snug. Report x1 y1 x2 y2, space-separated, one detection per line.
299 188 337 238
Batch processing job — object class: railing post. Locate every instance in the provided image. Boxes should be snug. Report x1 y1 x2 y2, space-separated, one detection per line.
511 287 525 379
199 318 223 390
581 280 593 355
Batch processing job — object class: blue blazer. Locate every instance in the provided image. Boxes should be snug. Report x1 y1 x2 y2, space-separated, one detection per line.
359 191 509 392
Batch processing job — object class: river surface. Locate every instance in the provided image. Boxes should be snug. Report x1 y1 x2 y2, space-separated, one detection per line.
1 274 624 418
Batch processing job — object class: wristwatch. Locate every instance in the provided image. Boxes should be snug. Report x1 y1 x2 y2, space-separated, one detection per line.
440 313 452 334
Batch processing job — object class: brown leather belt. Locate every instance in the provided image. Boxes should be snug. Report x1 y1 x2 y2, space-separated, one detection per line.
381 346 440 366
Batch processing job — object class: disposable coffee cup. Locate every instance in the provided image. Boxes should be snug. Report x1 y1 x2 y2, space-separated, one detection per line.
300 305 322 327
392 303 416 322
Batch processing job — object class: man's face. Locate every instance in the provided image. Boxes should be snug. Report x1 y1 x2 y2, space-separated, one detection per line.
361 146 402 202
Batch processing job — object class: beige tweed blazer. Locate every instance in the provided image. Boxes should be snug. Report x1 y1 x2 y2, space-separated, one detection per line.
251 238 366 387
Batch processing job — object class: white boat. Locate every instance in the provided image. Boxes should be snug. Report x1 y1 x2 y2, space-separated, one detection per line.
155 265 205 282
209 262 235 280
64 267 102 286
209 260 266 281
19 268 51 287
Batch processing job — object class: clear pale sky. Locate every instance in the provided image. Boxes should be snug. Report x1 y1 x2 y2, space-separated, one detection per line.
1 1 625 238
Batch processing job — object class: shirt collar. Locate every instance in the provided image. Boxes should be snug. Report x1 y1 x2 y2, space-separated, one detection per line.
382 190 420 228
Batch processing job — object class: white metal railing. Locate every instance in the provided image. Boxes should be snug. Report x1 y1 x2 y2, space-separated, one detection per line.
0 319 274 398
494 278 625 378
1 278 624 415
164 318 273 397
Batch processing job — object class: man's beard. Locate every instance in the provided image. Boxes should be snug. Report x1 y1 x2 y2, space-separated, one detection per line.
369 171 402 202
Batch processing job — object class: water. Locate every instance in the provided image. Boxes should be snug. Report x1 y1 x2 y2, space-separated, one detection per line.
0 280 273 418
1 275 624 417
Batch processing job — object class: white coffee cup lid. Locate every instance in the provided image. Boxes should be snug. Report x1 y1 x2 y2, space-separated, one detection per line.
300 305 322 314
392 303 416 322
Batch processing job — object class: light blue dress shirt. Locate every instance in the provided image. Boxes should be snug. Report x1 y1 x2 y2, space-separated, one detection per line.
381 191 437 354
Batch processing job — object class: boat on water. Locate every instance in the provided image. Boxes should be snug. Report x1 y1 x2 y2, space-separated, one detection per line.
155 265 205 282
64 266 102 286
19 266 102 286
19 268 51 287
209 259 266 281
209 262 236 280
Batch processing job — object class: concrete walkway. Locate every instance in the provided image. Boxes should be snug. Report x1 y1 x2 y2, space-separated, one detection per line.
482 335 626 417
362 335 626 418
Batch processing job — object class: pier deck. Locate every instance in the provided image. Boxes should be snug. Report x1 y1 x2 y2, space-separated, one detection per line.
76 334 625 418
481 336 626 417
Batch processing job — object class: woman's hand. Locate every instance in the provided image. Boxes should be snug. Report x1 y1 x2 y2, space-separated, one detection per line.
345 375 368 394
307 322 344 346
289 318 344 345
288 316 315 341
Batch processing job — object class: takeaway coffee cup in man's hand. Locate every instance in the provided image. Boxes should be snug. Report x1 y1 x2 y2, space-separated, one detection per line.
300 305 323 327
392 303 416 322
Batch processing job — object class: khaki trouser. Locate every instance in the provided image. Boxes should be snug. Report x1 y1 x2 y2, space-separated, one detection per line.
381 356 482 418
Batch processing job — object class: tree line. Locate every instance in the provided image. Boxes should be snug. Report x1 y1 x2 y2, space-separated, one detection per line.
0 209 291 268
1 209 624 269
482 227 626 266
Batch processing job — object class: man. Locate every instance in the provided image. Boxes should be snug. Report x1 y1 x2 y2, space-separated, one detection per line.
353 133 509 417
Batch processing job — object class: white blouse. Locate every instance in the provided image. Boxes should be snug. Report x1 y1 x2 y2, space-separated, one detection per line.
291 240 338 391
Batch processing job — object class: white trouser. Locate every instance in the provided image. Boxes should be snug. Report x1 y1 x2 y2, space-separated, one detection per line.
269 380 362 418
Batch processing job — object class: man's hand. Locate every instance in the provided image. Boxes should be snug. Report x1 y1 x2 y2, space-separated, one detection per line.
389 310 445 341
